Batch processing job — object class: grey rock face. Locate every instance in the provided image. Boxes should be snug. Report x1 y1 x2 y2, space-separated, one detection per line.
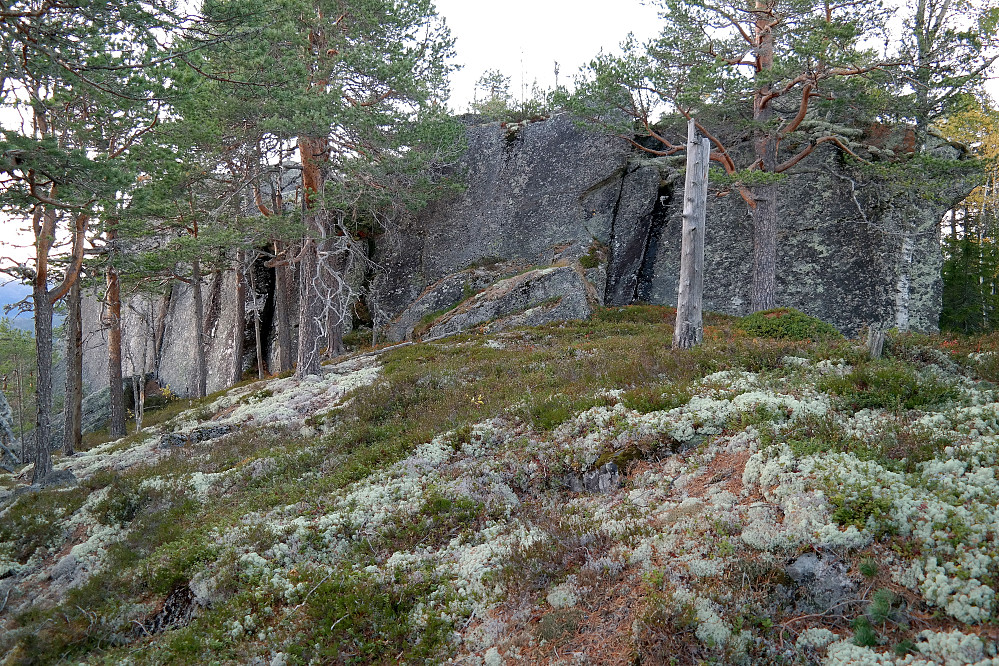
0 389 18 471
371 114 632 333
425 265 594 339
384 260 532 342
638 141 976 334
80 115 979 397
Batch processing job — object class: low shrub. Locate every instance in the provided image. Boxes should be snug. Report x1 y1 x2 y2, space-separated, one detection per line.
737 308 842 341
820 361 958 411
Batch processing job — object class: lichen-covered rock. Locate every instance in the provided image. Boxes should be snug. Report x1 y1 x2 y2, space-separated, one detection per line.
371 114 633 331
384 260 532 342
425 265 594 339
0 389 18 471
786 552 856 609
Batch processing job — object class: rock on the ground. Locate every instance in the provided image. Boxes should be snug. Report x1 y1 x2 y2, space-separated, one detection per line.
425 265 595 339
786 552 856 610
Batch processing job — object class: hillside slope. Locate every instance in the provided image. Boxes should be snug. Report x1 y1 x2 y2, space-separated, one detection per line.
1 308 998 665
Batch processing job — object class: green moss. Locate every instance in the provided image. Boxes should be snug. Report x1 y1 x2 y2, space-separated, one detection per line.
737 308 842 341
299 568 454 664
819 360 958 411
0 487 88 563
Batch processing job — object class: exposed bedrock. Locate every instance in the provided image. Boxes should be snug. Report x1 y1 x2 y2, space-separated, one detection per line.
80 114 978 396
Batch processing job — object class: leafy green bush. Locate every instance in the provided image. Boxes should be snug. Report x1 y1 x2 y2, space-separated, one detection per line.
737 308 842 341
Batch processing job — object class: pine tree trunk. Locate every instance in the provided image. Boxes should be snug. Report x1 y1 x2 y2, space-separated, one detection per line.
273 242 293 374
192 258 208 398
232 251 247 385
296 134 327 378
751 184 779 312
674 120 711 349
31 281 54 483
63 277 83 456
750 4 780 313
107 264 126 439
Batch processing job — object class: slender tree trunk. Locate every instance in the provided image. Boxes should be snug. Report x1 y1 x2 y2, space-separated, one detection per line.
296 134 328 378
674 120 711 349
31 281 54 483
107 264 126 439
63 277 83 456
192 258 208 398
131 374 141 432
751 185 779 311
231 251 247 385
750 4 779 312
273 242 293 374
15 360 25 462
153 283 172 379
327 249 348 357
249 259 267 378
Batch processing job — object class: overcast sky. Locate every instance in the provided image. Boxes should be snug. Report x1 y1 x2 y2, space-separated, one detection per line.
434 0 662 111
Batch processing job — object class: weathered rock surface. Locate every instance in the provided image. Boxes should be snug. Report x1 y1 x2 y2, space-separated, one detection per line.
786 552 857 610
159 424 235 449
78 114 978 397
566 462 622 494
425 265 595 339
0 390 18 471
370 114 631 336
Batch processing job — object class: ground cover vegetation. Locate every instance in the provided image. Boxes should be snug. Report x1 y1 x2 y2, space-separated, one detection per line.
0 307 998 664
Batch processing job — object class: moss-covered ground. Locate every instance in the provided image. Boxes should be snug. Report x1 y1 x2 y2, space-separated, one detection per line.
1 307 997 665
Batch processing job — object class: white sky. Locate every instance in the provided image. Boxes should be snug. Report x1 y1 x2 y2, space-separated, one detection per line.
435 0 662 111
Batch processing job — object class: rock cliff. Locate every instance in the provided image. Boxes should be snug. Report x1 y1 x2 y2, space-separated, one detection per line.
80 114 977 397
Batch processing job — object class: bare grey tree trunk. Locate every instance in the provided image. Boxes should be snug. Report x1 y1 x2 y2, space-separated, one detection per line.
296 238 322 377
249 256 267 379
107 264 126 440
192 258 208 398
674 120 711 349
63 277 83 455
894 228 916 331
231 250 247 385
153 283 172 379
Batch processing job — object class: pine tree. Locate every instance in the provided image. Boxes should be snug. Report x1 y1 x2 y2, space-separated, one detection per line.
0 1 181 480
192 0 464 377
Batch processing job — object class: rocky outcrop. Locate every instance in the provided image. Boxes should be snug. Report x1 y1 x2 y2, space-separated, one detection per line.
79 114 978 397
0 390 18 471
425 265 595 339
378 115 977 339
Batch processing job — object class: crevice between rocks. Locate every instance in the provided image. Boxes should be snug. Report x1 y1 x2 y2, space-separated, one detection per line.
634 183 673 303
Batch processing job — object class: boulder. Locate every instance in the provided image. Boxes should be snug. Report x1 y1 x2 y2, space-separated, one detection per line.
425 265 595 339
371 113 633 336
